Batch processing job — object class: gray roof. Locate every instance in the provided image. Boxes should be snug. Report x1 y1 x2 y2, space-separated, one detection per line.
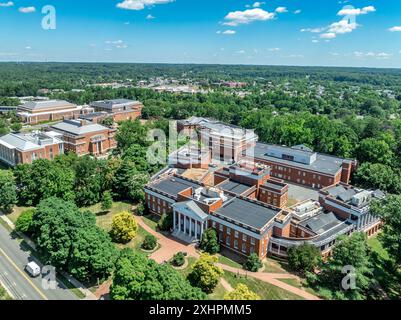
300 212 344 234
251 142 346 176
0 132 61 151
51 120 109 136
147 176 201 197
19 100 75 111
172 201 208 220
90 99 141 110
264 181 285 190
325 185 357 202
215 198 280 230
218 180 252 195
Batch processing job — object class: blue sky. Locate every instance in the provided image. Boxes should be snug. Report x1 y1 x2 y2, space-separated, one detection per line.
1 0 401 67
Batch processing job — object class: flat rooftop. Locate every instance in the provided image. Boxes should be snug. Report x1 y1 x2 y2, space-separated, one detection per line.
51 120 109 136
218 180 253 195
251 142 347 176
214 197 280 230
146 176 201 197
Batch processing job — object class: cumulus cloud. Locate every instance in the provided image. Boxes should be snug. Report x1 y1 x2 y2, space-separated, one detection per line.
19 6 35 13
337 6 376 16
294 10 302 14
328 20 358 34
301 27 325 33
223 8 275 27
320 32 336 39
117 0 174 11
275 7 288 13
252 2 265 8
146 14 155 20
0 1 14 7
222 30 236 35
389 26 401 32
353 51 392 59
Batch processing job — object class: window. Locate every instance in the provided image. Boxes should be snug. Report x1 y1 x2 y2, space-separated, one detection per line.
220 224 223 231
242 243 247 253
227 228 231 235
226 236 230 246
243 234 247 242
234 240 238 249
251 237 255 245
212 221 216 228
234 231 239 238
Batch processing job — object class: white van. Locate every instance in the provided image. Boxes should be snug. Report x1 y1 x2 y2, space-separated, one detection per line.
25 262 41 277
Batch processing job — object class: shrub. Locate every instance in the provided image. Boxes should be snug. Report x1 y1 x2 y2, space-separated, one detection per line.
101 191 113 212
171 252 185 267
244 253 263 272
15 209 35 234
188 253 223 293
142 235 157 251
157 213 173 231
199 229 220 254
110 212 138 244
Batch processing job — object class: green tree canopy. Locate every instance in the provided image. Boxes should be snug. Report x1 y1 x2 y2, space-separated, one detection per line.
0 170 17 212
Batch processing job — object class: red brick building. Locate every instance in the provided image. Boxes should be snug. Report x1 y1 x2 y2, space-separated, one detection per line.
50 119 116 157
248 143 357 189
17 100 93 125
0 131 64 167
90 99 142 123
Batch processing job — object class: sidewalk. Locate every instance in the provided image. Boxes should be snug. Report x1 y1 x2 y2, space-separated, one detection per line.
135 215 320 300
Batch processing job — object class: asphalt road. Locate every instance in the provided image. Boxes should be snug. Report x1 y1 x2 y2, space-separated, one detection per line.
0 224 78 300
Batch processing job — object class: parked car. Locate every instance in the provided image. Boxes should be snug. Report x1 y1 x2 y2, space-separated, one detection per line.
25 262 41 278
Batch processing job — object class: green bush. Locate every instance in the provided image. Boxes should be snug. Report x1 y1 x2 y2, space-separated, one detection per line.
171 252 185 267
157 213 173 231
15 209 35 234
244 253 263 272
199 229 220 254
142 235 157 251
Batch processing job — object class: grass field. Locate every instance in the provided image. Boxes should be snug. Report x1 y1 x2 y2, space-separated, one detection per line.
218 254 243 269
223 271 304 300
263 257 290 273
0 284 12 300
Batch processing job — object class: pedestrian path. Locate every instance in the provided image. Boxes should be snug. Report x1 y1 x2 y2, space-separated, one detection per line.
134 215 320 300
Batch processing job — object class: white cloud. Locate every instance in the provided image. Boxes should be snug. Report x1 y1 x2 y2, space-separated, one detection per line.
117 0 174 11
275 7 288 14
236 50 246 54
146 14 155 20
223 8 275 27
0 2 14 7
301 27 325 33
222 30 236 35
19 6 35 13
312 39 319 43
328 20 357 34
294 9 301 14
337 6 376 16
252 2 265 8
268 47 280 52
320 32 336 39
389 26 401 32
353 51 392 59
25 46 31 50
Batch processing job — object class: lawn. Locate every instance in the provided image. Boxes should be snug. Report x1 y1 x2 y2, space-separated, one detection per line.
263 257 290 273
208 281 227 300
368 235 401 299
141 214 159 231
5 206 34 225
223 271 304 300
177 256 197 279
0 284 12 300
218 254 243 269
279 278 319 296
90 201 132 231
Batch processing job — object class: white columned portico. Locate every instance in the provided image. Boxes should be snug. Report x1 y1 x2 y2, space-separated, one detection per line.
171 201 209 244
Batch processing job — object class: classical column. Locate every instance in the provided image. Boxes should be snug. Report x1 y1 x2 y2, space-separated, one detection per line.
189 219 192 236
184 215 187 234
195 221 198 240
200 221 204 237
173 211 176 230
178 213 181 232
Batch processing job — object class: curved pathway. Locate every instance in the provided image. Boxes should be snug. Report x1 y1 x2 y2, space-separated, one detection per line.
135 216 320 300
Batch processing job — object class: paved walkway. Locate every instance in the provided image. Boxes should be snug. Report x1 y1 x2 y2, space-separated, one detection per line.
135 216 320 300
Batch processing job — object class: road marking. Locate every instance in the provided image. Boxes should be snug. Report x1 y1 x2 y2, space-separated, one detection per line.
0 247 48 300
